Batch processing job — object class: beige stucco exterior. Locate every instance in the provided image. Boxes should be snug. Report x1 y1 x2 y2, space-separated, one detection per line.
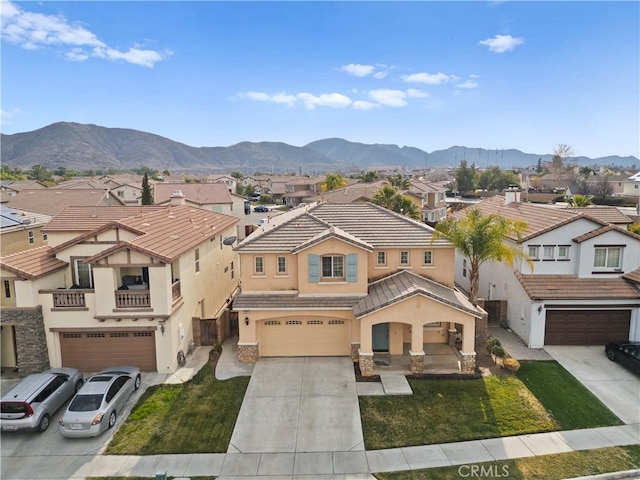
1 227 48 256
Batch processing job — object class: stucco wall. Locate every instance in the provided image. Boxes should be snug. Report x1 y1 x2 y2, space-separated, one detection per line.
367 247 455 286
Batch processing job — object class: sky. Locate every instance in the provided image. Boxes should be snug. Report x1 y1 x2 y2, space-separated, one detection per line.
1 1 639 159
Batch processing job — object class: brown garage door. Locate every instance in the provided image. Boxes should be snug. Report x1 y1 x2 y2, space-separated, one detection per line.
545 310 631 345
260 319 350 356
60 330 157 371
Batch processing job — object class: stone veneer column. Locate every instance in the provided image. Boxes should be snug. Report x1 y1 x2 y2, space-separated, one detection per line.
350 343 360 362
358 350 374 376
0 306 49 374
460 352 476 373
410 351 425 374
448 329 457 346
238 342 258 363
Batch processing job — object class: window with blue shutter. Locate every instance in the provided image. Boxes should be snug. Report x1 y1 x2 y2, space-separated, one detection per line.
308 254 320 283
346 253 358 282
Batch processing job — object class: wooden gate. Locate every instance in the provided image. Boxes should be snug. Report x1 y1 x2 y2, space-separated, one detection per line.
199 319 218 346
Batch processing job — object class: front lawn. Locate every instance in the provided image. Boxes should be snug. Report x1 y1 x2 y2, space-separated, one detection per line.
106 363 249 455
516 361 622 429
360 375 557 449
374 445 640 480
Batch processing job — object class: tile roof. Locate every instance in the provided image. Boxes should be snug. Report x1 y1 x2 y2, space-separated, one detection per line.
0 206 51 230
7 189 123 216
153 183 232 205
354 270 482 318
559 207 632 224
44 206 164 232
622 268 640 285
235 202 449 253
291 225 373 253
307 181 388 204
53 179 109 190
515 273 640 300
0 246 67 280
409 180 447 194
572 224 640 243
233 293 363 310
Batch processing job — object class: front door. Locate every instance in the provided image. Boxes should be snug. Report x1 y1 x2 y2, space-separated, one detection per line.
372 323 389 352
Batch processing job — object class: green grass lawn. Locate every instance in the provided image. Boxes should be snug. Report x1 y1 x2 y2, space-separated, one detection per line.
359 375 557 450
374 445 640 480
106 364 249 455
516 361 623 429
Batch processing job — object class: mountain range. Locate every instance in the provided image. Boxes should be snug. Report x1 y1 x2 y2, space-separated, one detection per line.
1 122 637 174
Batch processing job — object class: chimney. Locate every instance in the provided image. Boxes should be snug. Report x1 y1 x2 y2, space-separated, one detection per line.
170 190 186 206
504 186 521 205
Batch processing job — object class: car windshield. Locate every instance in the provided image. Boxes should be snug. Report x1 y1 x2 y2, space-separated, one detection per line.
68 394 103 412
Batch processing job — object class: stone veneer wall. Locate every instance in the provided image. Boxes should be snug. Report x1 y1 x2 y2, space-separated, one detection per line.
358 350 374 376
460 352 476 373
238 343 258 363
410 353 425 374
1 306 50 374
350 343 360 362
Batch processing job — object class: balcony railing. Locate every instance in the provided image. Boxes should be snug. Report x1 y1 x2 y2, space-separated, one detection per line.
115 290 151 308
172 280 181 300
52 290 88 308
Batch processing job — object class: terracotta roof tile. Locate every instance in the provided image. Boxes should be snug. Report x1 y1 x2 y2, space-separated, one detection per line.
307 181 388 203
623 268 640 284
233 293 362 310
44 206 164 232
515 273 640 300
572 224 640 243
153 183 232 205
7 189 122 216
560 207 632 225
0 246 67 279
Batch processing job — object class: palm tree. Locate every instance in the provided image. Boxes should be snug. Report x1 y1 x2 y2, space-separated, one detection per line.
433 208 531 305
320 173 348 191
568 194 593 207
387 174 411 190
372 185 399 210
359 171 380 183
393 196 421 220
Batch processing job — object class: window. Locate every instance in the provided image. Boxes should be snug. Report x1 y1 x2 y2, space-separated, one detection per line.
72 258 94 288
42 231 47 241
377 251 386 265
462 259 467 278
117 190 124 197
4 280 11 298
543 245 554 260
528 246 539 260
28 231 34 244
594 247 622 269
277 256 287 274
195 248 200 273
321 255 344 279
254 256 264 274
558 245 570 260
423 251 433 265
400 251 409 265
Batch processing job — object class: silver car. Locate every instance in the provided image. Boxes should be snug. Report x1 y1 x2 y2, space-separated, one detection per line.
0 367 84 433
58 366 141 438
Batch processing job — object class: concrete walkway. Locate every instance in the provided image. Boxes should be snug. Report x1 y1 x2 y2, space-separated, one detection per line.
488 325 552 360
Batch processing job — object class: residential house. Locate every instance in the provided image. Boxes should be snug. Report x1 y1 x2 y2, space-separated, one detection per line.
0 199 239 374
283 177 324 207
308 180 388 204
153 183 246 217
406 180 448 225
0 180 48 200
7 189 124 216
233 202 483 375
267 176 309 205
110 182 143 205
0 206 52 256
452 190 640 348
206 174 237 193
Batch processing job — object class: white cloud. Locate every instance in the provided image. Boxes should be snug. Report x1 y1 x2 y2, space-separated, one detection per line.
368 89 408 107
456 80 479 89
0 0 169 67
373 71 388 79
297 93 352 110
1 107 23 124
352 101 378 110
402 72 450 85
340 63 375 77
406 88 430 98
241 91 296 106
479 34 524 53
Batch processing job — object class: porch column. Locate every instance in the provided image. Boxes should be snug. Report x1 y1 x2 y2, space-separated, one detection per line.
460 320 476 373
448 321 457 346
359 320 374 376
410 322 425 374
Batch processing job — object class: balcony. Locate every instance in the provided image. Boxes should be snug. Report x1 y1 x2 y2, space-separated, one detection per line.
51 289 90 309
115 289 151 308
172 279 181 300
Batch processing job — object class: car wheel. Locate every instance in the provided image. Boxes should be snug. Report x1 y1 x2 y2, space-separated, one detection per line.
606 348 616 361
108 411 117 429
37 414 50 432
74 379 84 393
134 374 141 391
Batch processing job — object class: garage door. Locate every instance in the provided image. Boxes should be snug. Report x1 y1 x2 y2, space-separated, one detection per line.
60 330 157 371
260 319 350 356
545 310 631 345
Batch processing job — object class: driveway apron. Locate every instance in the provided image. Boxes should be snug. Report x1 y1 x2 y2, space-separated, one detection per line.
228 357 364 453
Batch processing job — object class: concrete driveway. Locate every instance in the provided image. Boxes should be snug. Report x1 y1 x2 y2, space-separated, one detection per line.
228 357 364 454
545 346 640 425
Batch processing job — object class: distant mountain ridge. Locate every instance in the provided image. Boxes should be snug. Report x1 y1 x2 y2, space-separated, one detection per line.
1 122 637 173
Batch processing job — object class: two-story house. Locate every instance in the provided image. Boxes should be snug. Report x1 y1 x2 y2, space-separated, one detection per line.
233 202 483 375
0 206 52 256
405 180 448 225
453 190 640 348
153 183 246 217
0 198 239 374
283 177 324 207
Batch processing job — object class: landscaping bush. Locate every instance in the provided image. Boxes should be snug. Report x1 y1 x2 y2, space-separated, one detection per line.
504 357 521 372
485 337 501 353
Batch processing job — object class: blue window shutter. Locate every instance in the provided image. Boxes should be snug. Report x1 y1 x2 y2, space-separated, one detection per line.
346 253 358 282
308 254 320 283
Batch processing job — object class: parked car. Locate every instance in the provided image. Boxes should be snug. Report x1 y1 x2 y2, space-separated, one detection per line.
253 205 269 213
605 341 640 375
0 367 84 433
58 366 141 438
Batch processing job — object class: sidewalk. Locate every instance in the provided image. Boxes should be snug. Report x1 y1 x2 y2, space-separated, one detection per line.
1 424 637 479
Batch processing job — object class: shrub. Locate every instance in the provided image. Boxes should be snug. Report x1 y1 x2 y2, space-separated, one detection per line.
491 344 506 359
504 357 521 372
486 337 501 353
213 342 223 354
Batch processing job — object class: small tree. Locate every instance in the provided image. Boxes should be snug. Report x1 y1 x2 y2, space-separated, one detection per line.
372 185 400 210
321 173 348 191
551 144 574 172
387 173 410 190
359 171 380 183
593 175 614 202
455 160 476 195
141 173 154 205
433 208 531 305
568 194 593 207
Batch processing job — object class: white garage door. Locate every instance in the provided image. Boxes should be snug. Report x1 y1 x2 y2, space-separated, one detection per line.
260 319 350 356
